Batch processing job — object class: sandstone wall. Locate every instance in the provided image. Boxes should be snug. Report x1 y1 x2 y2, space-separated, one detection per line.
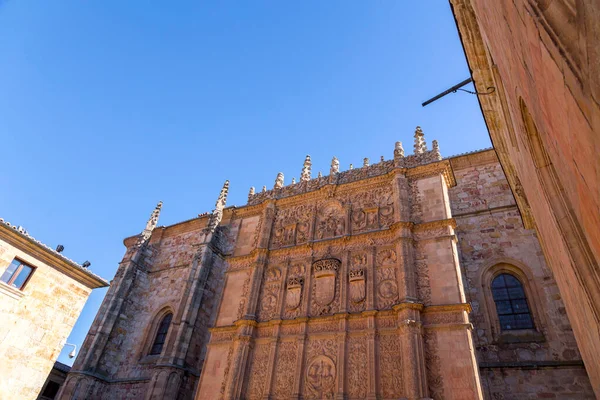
449 151 594 399
0 238 93 400
450 0 600 394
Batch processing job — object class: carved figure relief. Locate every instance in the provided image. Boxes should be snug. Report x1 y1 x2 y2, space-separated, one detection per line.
258 267 282 321
271 205 313 249
349 187 395 232
312 258 340 315
306 355 336 399
376 267 398 309
315 203 345 240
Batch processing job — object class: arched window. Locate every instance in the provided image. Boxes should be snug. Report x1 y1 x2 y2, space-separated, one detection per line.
149 313 173 355
491 274 534 330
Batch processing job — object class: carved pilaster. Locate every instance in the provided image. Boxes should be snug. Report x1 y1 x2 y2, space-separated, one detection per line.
367 246 376 309
264 332 280 399
397 309 428 400
224 334 254 399
335 325 347 399
340 251 349 313
292 325 308 399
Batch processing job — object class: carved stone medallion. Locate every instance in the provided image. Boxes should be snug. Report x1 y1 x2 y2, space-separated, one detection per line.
313 259 340 308
306 355 336 398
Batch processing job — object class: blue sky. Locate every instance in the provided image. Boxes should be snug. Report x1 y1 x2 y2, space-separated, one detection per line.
0 1 489 365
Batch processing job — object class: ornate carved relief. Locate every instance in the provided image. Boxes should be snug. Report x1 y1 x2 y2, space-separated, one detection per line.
258 267 282 321
273 341 298 398
246 343 270 400
219 345 234 400
347 335 368 398
237 273 251 320
424 331 444 400
415 244 432 305
315 203 345 240
376 248 397 266
379 334 403 398
375 250 398 309
349 187 395 233
304 338 338 399
311 259 341 315
271 205 313 249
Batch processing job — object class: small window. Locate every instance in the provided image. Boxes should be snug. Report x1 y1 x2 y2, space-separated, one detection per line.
149 313 173 355
1 259 34 290
41 380 61 399
492 274 534 330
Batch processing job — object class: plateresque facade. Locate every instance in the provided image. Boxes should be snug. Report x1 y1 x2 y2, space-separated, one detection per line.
59 129 593 399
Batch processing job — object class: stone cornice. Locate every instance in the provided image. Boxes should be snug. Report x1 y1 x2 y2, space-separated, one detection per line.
0 220 108 289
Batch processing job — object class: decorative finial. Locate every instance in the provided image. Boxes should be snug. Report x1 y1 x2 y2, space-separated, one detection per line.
363 158 369 167
274 172 284 189
292 177 296 184
349 164 354 170
432 140 442 160
318 171 323 178
300 155 312 182
330 157 340 175
248 186 255 201
395 141 405 157
207 180 229 232
142 201 163 236
414 126 427 154
380 156 385 162
262 185 267 192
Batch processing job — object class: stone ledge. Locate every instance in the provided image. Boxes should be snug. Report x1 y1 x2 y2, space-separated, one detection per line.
0 281 24 300
479 360 585 369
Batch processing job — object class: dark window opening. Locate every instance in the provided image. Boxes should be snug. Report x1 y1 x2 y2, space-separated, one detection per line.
150 313 173 355
492 273 534 330
41 380 60 399
1 259 34 290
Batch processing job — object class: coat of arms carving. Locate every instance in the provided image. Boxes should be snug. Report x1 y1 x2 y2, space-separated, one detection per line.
285 277 303 310
348 269 366 304
313 259 340 312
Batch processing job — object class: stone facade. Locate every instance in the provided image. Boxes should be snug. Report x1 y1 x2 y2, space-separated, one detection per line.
450 1 600 395
0 219 108 400
58 129 594 399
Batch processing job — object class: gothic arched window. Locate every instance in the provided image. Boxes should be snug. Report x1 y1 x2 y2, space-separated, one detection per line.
149 313 173 355
491 274 534 330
